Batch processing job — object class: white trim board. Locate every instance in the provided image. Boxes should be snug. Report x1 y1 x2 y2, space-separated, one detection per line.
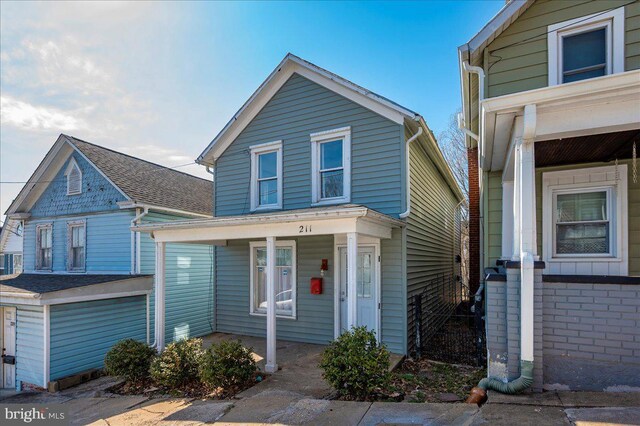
197 54 420 165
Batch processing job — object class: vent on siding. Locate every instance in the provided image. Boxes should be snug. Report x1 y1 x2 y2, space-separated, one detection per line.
66 158 82 195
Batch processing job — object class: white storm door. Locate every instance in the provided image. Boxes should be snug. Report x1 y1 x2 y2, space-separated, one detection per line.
339 246 377 334
2 307 16 389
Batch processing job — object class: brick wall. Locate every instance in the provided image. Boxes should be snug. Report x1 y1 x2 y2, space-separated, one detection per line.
542 281 640 391
487 275 640 391
467 147 480 294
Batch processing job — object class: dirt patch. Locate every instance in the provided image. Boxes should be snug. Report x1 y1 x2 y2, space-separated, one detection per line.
107 371 268 400
388 358 486 403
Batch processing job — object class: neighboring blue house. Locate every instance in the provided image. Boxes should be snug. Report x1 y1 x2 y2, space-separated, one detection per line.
1 135 213 391
136 54 465 373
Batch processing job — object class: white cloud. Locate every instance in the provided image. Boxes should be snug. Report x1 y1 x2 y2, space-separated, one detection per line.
0 96 83 131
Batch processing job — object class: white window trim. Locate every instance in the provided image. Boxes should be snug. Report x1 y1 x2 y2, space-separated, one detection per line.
66 219 86 272
35 223 53 271
249 240 297 319
64 157 83 196
548 8 625 86
250 141 283 212
542 165 628 272
311 126 351 206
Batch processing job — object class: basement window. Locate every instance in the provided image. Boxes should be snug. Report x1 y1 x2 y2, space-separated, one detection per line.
547 8 624 85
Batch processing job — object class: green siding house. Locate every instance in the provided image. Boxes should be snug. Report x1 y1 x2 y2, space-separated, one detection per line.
459 0 640 393
136 54 464 371
1 135 214 391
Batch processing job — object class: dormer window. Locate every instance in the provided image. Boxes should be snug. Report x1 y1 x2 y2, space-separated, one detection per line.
548 8 624 86
65 157 82 195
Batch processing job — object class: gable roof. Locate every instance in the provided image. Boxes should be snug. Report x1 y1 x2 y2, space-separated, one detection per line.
6 135 213 217
197 53 422 165
458 0 533 63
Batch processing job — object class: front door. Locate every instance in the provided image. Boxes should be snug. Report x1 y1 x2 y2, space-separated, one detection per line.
339 246 377 334
2 307 16 389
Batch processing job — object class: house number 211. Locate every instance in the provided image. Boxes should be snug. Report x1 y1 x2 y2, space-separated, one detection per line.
299 225 312 233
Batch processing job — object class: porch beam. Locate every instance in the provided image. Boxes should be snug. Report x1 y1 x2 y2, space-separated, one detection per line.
155 241 166 351
347 232 358 329
265 236 278 373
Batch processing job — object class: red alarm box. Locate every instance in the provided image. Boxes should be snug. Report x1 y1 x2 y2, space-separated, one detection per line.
310 277 323 295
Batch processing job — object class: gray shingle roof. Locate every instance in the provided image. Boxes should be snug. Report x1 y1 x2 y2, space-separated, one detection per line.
65 135 213 216
0 273 152 294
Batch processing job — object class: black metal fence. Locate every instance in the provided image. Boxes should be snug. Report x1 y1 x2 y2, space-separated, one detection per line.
408 273 486 366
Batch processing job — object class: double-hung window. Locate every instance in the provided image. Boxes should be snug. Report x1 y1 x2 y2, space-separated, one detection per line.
548 8 624 85
36 224 53 271
250 241 296 318
543 165 628 274
250 141 283 211
311 127 351 205
67 220 86 271
554 190 611 256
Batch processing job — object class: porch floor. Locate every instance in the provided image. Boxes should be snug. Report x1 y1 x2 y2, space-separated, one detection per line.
202 332 333 398
202 332 405 399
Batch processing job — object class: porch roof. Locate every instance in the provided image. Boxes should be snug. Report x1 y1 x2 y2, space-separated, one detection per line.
0 273 153 306
480 70 640 172
133 205 404 243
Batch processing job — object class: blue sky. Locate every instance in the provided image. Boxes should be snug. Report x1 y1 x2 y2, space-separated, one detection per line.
0 1 503 218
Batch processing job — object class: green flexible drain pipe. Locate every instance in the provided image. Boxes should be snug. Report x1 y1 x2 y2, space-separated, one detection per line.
478 360 534 394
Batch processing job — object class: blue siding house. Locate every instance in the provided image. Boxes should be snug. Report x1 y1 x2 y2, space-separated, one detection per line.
1 135 213 391
136 54 464 373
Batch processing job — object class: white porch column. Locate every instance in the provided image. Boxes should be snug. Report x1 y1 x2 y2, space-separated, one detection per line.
265 236 278 373
155 241 166 351
519 139 537 258
347 232 358 329
501 180 514 259
512 143 521 260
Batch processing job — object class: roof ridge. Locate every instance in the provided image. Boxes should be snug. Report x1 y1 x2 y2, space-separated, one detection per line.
63 134 211 184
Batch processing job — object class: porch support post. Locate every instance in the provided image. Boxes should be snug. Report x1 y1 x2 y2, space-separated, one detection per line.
265 236 278 373
512 144 521 260
347 232 358 329
155 241 166 351
501 180 514 259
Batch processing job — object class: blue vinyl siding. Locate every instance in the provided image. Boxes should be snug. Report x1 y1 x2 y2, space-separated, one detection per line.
23 211 134 273
215 73 404 217
214 234 405 354
139 212 215 344
14 305 44 388
381 228 406 354
29 154 125 218
49 297 146 380
215 236 335 345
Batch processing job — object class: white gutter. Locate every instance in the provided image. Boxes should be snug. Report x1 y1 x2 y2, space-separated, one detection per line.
130 206 149 274
461 61 485 153
399 126 423 219
118 201 211 219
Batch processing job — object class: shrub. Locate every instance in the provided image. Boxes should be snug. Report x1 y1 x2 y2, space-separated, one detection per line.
199 340 258 390
150 338 204 388
104 339 156 383
319 326 390 399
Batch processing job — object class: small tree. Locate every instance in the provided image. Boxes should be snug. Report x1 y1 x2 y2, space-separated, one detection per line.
319 326 390 400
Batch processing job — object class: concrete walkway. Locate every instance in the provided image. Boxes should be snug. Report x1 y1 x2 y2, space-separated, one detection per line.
1 333 638 424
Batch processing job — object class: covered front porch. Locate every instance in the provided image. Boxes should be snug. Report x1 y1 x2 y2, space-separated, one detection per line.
135 205 405 373
479 70 640 391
